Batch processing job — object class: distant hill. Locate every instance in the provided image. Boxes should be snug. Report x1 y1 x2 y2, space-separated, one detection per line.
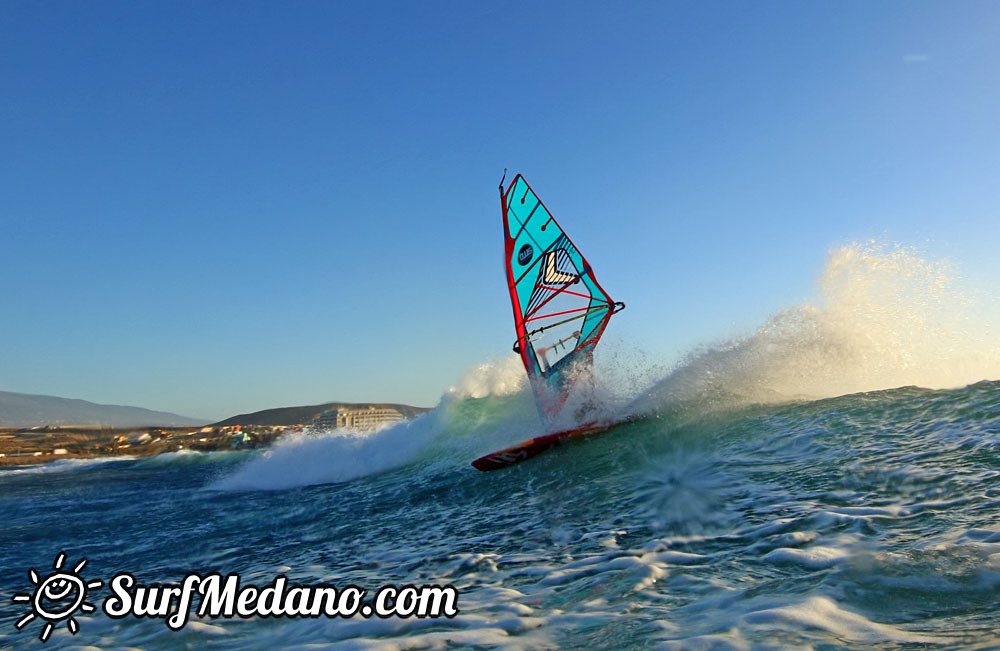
212 402 433 427
0 391 207 428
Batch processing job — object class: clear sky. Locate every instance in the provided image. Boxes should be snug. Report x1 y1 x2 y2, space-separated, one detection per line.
2 1 999 420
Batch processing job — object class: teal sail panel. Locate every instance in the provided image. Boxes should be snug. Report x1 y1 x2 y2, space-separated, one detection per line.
500 173 623 425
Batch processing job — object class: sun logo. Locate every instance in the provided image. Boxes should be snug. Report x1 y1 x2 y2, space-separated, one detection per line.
11 551 103 642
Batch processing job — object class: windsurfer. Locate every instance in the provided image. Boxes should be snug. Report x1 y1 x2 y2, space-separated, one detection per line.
534 330 581 374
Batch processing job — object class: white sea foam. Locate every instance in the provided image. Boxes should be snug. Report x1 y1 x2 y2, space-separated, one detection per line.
437 553 501 577
211 416 437 491
538 552 668 592
1 455 135 474
764 546 851 569
741 595 943 644
185 621 228 635
133 448 217 467
639 550 708 565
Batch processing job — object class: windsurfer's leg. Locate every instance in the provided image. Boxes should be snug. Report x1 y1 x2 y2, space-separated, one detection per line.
537 346 550 372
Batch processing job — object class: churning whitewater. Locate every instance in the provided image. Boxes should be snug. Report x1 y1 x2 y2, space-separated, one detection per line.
2 243 999 648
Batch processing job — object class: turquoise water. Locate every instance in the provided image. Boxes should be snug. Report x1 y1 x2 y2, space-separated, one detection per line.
3 379 999 648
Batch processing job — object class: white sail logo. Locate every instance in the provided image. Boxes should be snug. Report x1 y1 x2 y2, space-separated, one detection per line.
542 250 577 285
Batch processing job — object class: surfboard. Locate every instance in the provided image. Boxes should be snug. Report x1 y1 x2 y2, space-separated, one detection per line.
472 417 634 471
471 172 627 471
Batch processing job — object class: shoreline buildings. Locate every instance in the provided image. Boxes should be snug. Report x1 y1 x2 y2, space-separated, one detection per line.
312 405 404 431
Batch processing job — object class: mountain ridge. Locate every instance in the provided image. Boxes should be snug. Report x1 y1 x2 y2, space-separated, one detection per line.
0 390 434 429
211 402 433 427
0 390 207 428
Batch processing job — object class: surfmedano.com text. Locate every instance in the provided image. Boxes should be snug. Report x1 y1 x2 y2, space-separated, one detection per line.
102 572 459 630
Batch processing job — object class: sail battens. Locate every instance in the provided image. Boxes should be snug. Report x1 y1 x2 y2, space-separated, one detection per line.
524 304 602 323
500 174 622 425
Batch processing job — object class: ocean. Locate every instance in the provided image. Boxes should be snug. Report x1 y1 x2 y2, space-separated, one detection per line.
2 243 999 649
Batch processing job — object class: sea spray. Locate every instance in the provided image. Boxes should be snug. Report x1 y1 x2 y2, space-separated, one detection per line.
630 242 1000 416
446 356 527 400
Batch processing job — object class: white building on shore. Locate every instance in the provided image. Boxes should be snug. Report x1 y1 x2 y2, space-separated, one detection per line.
313 406 404 431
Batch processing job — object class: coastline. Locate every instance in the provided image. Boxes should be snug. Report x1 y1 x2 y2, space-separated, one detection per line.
0 425 293 467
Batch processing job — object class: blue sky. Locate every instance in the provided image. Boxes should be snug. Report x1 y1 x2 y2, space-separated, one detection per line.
2 1 999 420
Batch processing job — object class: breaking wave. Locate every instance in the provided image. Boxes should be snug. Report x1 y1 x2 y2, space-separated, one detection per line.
213 242 999 491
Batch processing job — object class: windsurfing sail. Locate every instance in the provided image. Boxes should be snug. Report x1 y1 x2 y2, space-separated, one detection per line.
500 173 624 426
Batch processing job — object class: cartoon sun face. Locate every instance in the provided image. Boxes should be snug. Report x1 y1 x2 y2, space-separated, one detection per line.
12 552 102 643
34 572 86 619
